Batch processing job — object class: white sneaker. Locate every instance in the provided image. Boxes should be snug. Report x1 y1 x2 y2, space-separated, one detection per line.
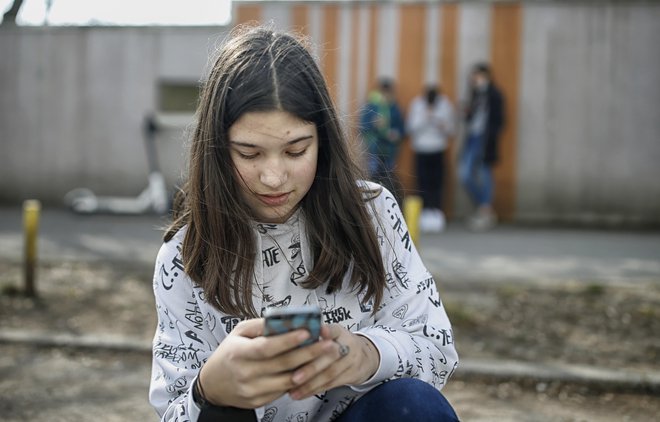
420 210 434 233
468 208 497 231
431 209 446 233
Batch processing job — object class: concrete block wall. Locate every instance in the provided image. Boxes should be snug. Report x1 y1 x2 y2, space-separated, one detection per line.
516 3 660 224
0 26 226 203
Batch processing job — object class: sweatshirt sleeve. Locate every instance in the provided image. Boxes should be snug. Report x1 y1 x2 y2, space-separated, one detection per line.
353 184 459 392
148 235 221 421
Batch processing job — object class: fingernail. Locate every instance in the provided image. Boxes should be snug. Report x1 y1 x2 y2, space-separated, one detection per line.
298 331 309 342
290 391 301 400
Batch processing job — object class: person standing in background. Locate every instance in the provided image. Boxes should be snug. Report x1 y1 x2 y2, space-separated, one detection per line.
459 63 504 231
407 85 456 233
359 79 405 204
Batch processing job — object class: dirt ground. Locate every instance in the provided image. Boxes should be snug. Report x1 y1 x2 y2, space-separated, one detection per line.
1 260 659 421
441 278 660 373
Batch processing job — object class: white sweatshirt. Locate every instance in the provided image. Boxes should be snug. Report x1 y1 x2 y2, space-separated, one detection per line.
149 182 458 421
407 95 456 154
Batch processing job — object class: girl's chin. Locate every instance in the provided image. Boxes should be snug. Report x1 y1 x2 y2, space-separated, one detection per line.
254 206 295 224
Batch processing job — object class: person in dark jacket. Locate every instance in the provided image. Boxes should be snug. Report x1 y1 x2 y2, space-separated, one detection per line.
458 63 504 230
359 79 405 205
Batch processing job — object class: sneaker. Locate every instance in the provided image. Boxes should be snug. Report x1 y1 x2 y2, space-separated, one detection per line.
468 207 497 231
420 210 434 233
429 209 446 233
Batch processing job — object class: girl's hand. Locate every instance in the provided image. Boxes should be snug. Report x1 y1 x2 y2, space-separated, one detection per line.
287 324 380 400
198 318 334 409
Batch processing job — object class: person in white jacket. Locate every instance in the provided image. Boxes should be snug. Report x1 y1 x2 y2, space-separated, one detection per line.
407 86 456 233
149 26 459 422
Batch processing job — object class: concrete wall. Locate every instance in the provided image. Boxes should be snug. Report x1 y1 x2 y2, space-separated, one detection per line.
516 2 660 225
1 1 659 225
0 26 227 202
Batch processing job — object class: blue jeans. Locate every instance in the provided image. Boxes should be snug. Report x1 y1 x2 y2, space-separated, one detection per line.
459 133 493 207
337 379 459 422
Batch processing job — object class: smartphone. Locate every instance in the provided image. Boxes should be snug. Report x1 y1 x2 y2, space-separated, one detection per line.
263 305 322 347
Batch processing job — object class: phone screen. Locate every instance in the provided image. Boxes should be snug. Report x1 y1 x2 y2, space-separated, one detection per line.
263 305 321 346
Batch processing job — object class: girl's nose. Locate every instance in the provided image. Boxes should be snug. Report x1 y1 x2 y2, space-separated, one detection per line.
260 166 287 189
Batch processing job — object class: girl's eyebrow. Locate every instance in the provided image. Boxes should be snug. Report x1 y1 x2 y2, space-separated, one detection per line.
230 135 314 148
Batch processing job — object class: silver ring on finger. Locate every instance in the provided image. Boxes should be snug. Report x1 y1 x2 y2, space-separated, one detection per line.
335 340 350 358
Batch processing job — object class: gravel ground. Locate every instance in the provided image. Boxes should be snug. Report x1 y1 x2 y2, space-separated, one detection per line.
1 260 659 421
442 279 660 373
0 345 154 422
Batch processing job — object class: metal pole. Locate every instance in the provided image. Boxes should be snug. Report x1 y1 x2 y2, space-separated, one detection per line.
23 199 41 297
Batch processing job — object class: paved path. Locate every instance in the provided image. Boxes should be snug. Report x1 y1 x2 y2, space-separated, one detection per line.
1 207 659 285
418 225 660 285
0 207 165 265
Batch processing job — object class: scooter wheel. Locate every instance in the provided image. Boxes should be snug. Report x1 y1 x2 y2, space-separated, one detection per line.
63 188 97 213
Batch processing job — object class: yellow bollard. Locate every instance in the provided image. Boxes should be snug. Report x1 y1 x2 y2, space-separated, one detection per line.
23 199 41 297
403 195 423 246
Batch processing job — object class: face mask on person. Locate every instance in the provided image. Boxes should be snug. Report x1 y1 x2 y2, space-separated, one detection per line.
474 75 489 92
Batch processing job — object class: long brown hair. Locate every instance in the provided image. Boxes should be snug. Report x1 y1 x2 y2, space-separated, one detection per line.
166 26 385 318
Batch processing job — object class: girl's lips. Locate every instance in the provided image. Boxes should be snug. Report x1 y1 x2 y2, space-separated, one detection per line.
257 192 290 206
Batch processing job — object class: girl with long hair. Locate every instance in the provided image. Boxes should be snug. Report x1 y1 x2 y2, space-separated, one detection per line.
149 26 458 422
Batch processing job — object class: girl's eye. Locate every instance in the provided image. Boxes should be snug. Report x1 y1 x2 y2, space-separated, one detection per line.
287 149 307 158
238 152 259 160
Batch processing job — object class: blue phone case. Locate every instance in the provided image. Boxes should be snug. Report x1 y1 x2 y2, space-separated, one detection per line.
263 305 321 346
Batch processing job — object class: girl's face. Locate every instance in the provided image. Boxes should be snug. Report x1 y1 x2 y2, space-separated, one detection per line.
228 110 319 224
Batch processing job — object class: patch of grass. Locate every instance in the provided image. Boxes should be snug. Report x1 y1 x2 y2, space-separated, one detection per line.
635 304 660 320
1 282 21 296
582 283 606 297
496 284 524 300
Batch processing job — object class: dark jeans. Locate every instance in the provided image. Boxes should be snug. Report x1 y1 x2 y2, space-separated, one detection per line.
337 378 459 422
415 151 446 210
199 379 459 422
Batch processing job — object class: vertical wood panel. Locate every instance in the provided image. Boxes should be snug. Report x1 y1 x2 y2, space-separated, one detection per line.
322 4 340 102
350 6 362 128
351 6 371 168
491 3 522 221
396 4 427 195
234 4 261 26
440 3 459 217
291 4 309 35
367 5 379 92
